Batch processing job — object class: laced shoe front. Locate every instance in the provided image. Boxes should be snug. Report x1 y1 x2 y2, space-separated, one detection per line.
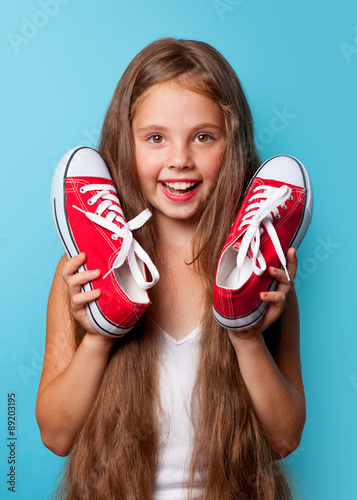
51 147 159 337
213 155 313 331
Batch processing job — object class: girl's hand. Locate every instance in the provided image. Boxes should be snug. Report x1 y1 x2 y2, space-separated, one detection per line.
228 247 298 349
61 252 103 336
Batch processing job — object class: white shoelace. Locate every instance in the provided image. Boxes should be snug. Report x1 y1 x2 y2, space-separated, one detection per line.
73 183 159 290
235 184 293 282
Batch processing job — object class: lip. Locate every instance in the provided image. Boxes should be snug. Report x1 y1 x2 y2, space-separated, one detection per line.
159 180 201 202
160 178 201 183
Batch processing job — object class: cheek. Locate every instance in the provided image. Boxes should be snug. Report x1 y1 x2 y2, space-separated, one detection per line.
135 148 154 188
136 168 149 193
135 164 158 197
205 151 224 182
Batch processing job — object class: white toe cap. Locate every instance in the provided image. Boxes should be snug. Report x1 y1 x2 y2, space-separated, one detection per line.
64 147 111 180
258 155 307 188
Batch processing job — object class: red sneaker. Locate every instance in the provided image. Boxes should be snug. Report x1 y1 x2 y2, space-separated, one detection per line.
213 155 313 330
51 147 159 337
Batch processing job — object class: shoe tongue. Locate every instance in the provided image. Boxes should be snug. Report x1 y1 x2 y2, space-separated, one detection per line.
233 241 240 251
233 235 253 259
233 240 254 259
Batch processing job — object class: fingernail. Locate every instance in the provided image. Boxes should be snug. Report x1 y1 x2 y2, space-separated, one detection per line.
262 292 268 298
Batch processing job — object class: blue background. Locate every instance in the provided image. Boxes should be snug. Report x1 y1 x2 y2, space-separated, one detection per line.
1 0 356 498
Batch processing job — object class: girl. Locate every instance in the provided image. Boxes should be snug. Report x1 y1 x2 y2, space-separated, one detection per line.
36 38 305 499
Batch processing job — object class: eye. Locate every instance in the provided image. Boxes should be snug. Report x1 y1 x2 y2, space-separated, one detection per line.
148 134 164 144
195 134 211 143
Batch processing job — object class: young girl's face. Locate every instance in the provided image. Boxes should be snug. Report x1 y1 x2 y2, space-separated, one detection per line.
132 80 225 223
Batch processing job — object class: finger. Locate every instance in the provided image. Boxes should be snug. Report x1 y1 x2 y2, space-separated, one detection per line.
260 290 285 305
268 266 291 285
67 269 101 290
286 247 298 280
71 288 101 309
259 291 285 328
268 248 298 293
237 292 285 337
61 253 87 282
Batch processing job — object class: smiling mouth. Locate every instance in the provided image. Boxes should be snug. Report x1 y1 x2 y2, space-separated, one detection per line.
161 181 199 196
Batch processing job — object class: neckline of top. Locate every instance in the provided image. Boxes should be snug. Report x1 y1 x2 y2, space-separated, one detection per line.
156 323 202 346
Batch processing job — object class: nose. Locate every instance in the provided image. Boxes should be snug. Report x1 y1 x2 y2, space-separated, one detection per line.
167 141 194 170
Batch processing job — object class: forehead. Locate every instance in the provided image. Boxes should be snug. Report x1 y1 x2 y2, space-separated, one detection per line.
132 80 224 127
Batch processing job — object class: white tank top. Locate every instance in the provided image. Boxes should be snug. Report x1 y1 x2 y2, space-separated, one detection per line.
153 325 203 500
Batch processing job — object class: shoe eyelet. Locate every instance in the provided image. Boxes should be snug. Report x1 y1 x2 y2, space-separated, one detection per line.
87 199 94 205
289 195 294 201
274 212 281 219
79 187 85 194
282 203 287 210
111 234 119 240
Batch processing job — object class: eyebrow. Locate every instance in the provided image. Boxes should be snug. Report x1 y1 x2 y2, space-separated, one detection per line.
134 123 224 134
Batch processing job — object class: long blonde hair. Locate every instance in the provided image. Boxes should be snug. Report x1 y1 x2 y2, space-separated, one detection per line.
56 38 292 499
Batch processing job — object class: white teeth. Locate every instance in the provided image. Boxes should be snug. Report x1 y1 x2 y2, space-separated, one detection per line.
164 181 196 190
